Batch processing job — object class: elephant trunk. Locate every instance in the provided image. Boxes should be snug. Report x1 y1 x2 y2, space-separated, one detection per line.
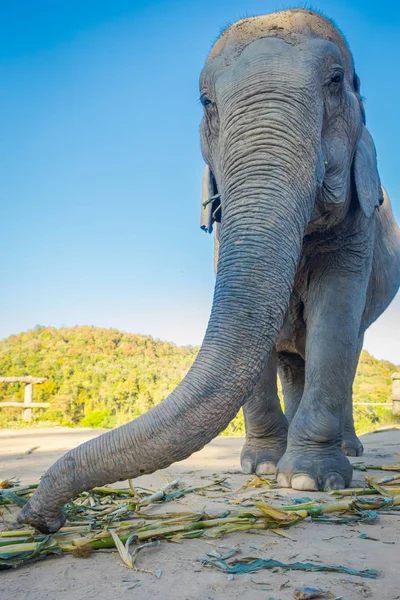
18 99 319 534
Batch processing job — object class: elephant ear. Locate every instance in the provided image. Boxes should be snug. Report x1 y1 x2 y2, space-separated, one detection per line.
200 165 220 233
353 126 384 217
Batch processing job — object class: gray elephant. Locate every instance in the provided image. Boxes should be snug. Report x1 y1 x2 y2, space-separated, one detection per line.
203 185 395 472
19 8 400 533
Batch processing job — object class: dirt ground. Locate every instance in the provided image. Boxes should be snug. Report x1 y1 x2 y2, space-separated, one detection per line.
1 427 399 600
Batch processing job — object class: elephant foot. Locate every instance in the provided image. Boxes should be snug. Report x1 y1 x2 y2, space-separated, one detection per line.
276 448 353 491
241 435 287 476
341 433 364 457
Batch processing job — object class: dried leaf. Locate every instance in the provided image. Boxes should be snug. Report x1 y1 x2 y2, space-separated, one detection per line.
272 528 293 539
255 502 305 524
109 529 134 569
294 587 333 599
236 477 273 493
71 544 93 558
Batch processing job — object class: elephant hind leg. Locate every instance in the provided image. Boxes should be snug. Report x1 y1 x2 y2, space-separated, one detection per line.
278 351 305 423
341 414 364 456
342 412 364 456
341 337 364 457
241 350 288 475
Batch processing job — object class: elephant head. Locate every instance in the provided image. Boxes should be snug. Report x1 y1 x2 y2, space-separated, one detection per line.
19 9 382 533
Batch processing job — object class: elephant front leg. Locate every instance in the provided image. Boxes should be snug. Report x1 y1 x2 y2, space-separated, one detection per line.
278 345 363 457
277 272 370 491
241 350 288 475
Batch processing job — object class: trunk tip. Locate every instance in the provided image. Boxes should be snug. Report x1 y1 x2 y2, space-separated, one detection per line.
17 501 66 534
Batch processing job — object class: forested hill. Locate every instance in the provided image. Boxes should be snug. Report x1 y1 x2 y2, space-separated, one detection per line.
0 326 198 428
0 326 398 433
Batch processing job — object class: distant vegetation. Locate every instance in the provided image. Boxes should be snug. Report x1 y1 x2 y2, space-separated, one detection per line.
0 326 197 429
0 326 398 434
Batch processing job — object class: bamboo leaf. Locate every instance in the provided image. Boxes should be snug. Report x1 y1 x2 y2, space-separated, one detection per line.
0 536 61 570
109 530 134 569
201 555 379 579
254 502 305 524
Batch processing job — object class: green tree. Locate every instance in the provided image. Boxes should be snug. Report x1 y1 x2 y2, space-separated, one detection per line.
0 326 398 433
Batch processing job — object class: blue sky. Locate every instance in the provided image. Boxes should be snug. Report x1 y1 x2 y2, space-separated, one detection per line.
1 0 399 362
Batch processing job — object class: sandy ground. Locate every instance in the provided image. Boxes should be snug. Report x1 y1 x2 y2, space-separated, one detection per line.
1 427 399 600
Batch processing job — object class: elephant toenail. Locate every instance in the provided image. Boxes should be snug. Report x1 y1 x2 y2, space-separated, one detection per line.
241 459 253 474
276 472 291 488
255 462 276 476
343 446 357 457
291 473 318 491
322 472 345 491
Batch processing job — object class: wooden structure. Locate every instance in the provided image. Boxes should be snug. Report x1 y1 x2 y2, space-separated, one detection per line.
0 377 49 421
392 373 400 415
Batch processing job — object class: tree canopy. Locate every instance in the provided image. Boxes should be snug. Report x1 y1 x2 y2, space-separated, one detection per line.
0 326 196 428
0 326 398 433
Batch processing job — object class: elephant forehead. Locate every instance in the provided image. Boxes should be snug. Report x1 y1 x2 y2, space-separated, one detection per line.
208 9 354 77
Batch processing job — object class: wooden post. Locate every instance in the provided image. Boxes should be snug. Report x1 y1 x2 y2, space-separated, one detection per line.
392 373 400 415
23 384 33 422
0 377 49 419
0 376 47 384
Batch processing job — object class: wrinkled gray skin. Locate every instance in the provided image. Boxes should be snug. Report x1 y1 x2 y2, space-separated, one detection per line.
18 9 400 533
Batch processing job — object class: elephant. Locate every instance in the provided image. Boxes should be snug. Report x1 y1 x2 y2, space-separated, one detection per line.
19 8 400 534
203 186 395 471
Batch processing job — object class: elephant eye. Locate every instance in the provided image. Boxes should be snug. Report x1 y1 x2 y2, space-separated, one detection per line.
200 94 214 107
330 71 343 85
